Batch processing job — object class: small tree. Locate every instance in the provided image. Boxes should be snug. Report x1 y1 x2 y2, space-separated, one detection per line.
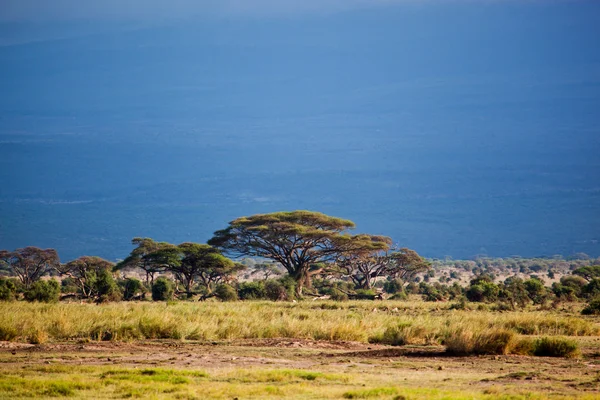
123 278 145 300
387 248 431 284
24 279 60 303
54 256 115 299
152 277 174 301
0 247 60 289
215 284 238 301
0 278 17 301
153 243 242 298
334 237 393 289
115 238 173 285
573 266 600 282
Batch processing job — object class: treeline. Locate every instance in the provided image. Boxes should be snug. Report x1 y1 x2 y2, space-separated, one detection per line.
1 211 599 315
430 255 599 279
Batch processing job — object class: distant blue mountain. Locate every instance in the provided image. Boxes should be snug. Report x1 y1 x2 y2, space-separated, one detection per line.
1 2 599 261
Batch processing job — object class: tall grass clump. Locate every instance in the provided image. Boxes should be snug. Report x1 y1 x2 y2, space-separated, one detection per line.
444 328 516 355
532 337 580 358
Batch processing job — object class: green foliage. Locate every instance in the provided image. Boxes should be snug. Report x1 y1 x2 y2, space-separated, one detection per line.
95 269 122 302
465 279 499 303
583 279 600 299
533 337 580 358
581 296 600 315
208 210 390 296
214 284 238 301
264 278 296 301
523 278 547 305
122 278 145 301
60 277 79 294
237 281 266 300
383 279 403 294
151 277 174 301
0 278 17 301
354 289 376 300
559 275 587 297
24 279 60 303
573 265 600 281
500 277 529 308
329 289 349 301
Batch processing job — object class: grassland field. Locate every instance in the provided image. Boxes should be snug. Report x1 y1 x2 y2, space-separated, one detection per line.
0 299 599 399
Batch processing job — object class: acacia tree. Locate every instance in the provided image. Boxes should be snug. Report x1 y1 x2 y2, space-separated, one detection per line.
387 248 430 283
54 256 115 299
208 211 391 296
152 243 241 298
334 237 393 289
0 247 60 288
115 238 173 285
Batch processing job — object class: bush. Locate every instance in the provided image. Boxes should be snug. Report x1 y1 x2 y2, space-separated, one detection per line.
383 279 403 294
583 279 600 299
354 289 376 300
123 278 145 301
330 289 349 302
0 278 17 301
264 278 295 301
533 337 580 358
152 277 174 301
215 284 238 301
24 279 60 303
96 269 122 302
237 281 266 300
581 296 600 315
466 281 499 303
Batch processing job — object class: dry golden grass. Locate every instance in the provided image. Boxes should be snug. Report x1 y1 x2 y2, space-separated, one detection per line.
0 300 597 346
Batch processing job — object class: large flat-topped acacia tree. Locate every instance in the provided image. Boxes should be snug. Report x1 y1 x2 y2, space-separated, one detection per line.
208 210 391 296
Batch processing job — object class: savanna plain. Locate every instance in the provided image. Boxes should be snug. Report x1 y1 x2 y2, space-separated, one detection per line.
1 300 599 400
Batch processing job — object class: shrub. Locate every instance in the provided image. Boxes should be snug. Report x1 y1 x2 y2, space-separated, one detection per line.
96 269 122 302
523 278 548 305
466 281 499 303
152 277 174 301
354 289 376 300
215 284 238 301
581 296 600 315
383 279 403 294
237 281 266 300
123 278 145 301
389 291 408 300
264 278 295 301
0 278 17 301
533 337 580 358
330 289 349 302
60 277 79 294
583 279 600 299
24 279 60 303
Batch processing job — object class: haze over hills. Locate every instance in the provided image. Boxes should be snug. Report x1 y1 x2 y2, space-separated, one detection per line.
0 1 599 261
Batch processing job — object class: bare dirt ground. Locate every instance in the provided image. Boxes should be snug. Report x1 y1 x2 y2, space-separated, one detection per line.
2 339 599 390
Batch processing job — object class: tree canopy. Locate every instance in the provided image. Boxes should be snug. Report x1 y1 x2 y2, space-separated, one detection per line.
115 238 174 284
208 210 391 295
54 256 115 299
0 247 60 288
